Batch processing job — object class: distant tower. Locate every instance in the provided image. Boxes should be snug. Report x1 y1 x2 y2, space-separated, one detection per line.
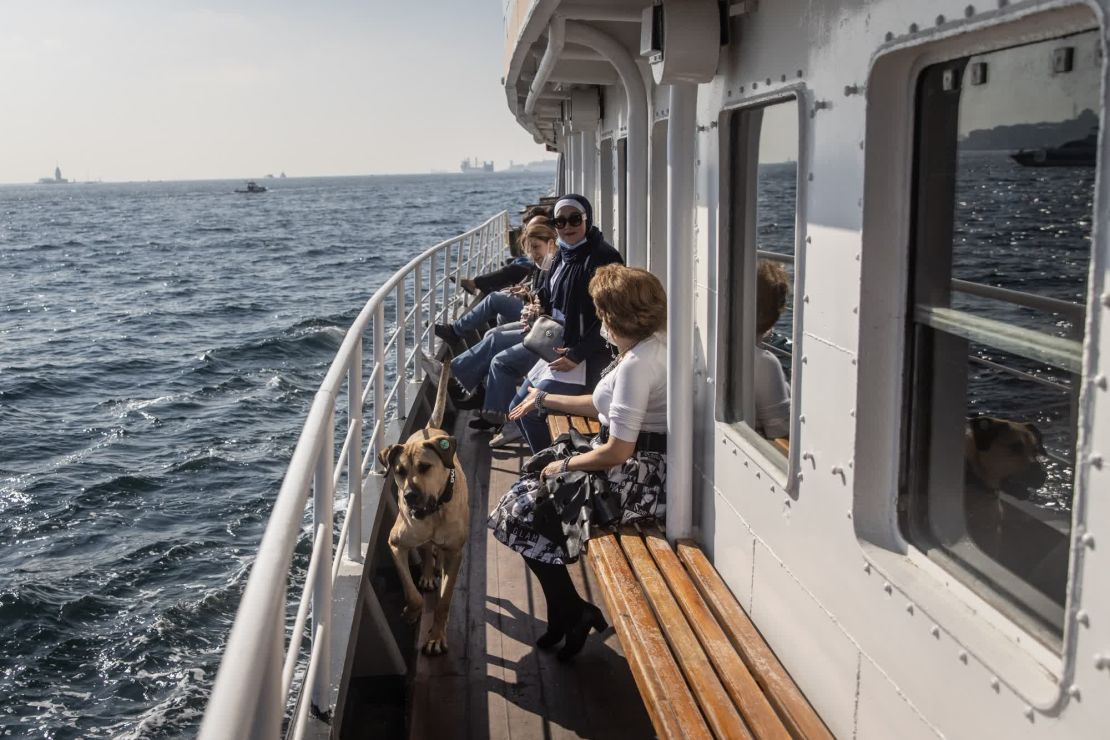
54 165 62 182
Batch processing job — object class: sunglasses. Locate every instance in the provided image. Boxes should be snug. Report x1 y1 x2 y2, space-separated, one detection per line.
551 213 584 229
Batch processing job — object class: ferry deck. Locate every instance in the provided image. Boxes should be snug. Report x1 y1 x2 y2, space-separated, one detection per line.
200 0 1110 738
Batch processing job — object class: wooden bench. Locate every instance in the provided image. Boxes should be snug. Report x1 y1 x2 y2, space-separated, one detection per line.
546 414 831 740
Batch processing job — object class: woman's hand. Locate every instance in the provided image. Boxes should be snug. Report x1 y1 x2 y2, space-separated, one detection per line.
541 458 567 480
520 300 541 328
547 347 579 372
508 387 539 421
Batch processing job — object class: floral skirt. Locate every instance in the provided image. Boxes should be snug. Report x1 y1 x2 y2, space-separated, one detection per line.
487 449 666 565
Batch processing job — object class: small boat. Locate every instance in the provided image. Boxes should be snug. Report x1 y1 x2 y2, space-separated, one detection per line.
234 181 267 193
1011 132 1097 167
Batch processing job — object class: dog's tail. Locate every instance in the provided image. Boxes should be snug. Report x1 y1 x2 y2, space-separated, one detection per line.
429 357 451 430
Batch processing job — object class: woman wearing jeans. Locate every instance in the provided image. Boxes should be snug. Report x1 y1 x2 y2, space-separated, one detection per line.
494 194 621 452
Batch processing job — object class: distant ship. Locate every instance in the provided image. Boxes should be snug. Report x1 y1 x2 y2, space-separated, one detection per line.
1011 131 1097 167
234 180 268 194
38 166 69 185
460 157 494 173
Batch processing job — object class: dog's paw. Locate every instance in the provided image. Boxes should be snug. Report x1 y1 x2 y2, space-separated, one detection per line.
402 597 424 623
417 572 440 592
421 634 449 655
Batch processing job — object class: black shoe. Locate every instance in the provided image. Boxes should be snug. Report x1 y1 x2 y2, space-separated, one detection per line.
468 417 499 432
536 618 566 650
434 323 460 343
556 603 608 662
452 384 485 410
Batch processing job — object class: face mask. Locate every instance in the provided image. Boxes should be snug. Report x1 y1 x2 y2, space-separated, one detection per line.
540 252 555 270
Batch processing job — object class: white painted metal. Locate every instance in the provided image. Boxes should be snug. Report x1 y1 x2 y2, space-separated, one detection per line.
565 21 648 267
310 413 333 714
665 82 697 543
648 0 721 85
199 212 509 739
524 15 565 122
501 1 1110 737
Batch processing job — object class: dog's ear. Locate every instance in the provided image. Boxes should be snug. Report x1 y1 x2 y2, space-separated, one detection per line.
425 436 457 468
1024 422 1046 455
379 444 403 471
970 416 999 451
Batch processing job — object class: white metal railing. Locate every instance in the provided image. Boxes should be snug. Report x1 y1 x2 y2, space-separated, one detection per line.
199 211 510 740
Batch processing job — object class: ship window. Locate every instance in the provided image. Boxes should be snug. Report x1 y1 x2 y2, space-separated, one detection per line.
718 97 799 461
617 137 628 260
649 120 669 281
902 30 1099 648
599 137 614 237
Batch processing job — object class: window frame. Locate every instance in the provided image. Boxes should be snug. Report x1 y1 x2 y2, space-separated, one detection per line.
854 3 1104 701
715 87 809 488
900 42 1096 646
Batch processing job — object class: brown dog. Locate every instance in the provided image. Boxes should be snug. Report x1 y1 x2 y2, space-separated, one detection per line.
964 415 1047 502
379 361 469 655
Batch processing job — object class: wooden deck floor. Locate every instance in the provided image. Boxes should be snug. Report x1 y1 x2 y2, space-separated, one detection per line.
407 411 654 740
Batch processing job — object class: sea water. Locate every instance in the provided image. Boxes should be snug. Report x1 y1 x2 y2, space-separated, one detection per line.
0 173 550 738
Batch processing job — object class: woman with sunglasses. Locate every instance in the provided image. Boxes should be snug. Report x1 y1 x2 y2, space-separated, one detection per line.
499 193 623 452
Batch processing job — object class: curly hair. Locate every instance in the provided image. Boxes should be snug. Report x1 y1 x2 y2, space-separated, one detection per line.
756 260 790 336
588 265 667 343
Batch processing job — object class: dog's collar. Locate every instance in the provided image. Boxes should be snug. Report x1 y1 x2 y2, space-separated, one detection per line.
409 469 456 520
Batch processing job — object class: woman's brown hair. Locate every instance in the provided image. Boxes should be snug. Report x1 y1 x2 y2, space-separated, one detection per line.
517 221 557 253
756 260 790 336
588 265 667 343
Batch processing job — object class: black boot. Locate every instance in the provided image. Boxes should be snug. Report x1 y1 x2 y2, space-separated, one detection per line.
451 384 485 410
536 603 566 649
556 602 608 661
468 416 499 432
524 557 596 654
434 323 460 343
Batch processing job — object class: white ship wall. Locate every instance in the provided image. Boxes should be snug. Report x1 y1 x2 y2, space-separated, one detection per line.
509 0 1110 736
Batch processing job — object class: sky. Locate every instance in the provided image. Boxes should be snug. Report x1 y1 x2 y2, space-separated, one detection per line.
0 1 554 183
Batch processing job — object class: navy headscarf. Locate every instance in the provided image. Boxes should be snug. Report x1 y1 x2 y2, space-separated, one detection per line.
551 193 601 310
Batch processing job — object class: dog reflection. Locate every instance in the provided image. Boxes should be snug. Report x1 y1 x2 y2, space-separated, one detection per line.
963 415 1065 605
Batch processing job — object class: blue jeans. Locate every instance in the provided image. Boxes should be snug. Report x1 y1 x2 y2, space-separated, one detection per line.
511 378 585 453
484 341 542 419
453 292 524 335
450 327 525 392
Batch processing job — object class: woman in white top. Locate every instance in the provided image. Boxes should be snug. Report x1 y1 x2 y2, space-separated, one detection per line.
754 259 791 440
487 265 668 661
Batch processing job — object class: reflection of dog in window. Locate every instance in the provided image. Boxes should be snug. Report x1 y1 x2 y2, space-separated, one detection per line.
964 415 1065 604
964 415 1047 502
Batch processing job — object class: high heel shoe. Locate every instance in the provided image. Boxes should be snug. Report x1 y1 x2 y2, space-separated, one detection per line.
536 616 566 650
556 603 608 661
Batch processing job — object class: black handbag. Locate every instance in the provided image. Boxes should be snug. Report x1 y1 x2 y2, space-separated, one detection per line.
525 430 622 532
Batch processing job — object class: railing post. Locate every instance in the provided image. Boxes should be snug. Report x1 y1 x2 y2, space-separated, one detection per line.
464 233 474 280
347 339 362 562
413 265 424 382
441 245 452 324
395 282 407 418
311 414 334 715
427 252 438 358
373 304 386 464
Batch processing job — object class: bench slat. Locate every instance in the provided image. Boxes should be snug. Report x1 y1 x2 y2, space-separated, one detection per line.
677 541 833 740
569 415 601 435
547 415 572 438
643 531 790 740
619 534 752 740
587 534 713 740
